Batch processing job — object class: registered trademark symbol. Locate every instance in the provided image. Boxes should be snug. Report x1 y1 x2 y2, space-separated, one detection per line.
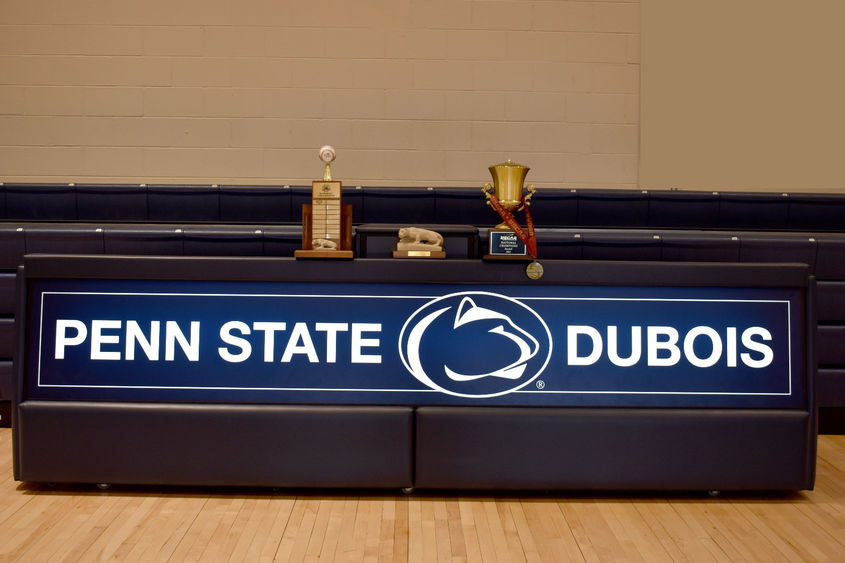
536 380 546 389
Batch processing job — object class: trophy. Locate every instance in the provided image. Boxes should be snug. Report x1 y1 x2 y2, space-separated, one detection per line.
294 146 354 259
481 160 535 248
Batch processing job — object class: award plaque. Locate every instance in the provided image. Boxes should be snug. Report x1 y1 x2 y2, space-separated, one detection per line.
295 146 354 259
488 230 527 256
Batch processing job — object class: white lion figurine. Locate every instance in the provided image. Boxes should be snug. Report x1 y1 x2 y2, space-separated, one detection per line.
397 227 443 251
312 238 338 250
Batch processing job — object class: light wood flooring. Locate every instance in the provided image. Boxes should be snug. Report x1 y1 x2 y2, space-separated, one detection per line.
1 428 843 562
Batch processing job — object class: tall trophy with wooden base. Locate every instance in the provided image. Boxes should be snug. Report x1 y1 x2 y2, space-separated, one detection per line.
482 160 543 279
295 145 354 259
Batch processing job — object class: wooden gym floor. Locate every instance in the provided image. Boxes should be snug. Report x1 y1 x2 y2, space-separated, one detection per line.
0 428 843 562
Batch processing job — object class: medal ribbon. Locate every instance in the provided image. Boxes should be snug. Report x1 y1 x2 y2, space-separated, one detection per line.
487 193 538 259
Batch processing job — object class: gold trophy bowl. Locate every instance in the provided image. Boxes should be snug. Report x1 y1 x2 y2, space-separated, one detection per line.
482 160 536 229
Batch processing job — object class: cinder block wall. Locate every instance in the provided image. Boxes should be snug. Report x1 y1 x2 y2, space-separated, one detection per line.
641 0 845 193
0 0 640 188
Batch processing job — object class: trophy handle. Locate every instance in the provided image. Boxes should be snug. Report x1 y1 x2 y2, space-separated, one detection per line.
516 184 535 211
482 183 493 206
523 184 536 206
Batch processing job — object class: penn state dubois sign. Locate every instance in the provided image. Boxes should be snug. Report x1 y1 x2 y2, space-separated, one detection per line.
25 279 805 408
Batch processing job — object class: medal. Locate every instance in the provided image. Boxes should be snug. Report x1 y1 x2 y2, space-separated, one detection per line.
525 260 544 280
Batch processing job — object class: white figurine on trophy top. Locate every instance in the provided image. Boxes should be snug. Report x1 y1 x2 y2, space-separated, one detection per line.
319 145 336 181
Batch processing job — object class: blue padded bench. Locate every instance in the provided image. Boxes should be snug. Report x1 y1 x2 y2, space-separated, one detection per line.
815 237 845 280
104 225 184 255
147 184 220 222
0 319 13 360
342 186 365 221
580 231 662 261
660 232 740 262
535 230 583 259
77 184 148 221
648 190 720 229
817 282 845 322
361 187 435 224
0 269 11 410
24 225 105 255
818 327 845 367
738 235 818 270
0 273 14 314
219 185 292 223
289 186 312 224
718 192 790 230
0 225 25 270
261 225 304 257
183 226 265 257
788 193 845 231
5 183 77 221
529 188 579 228
577 189 649 228
818 371 845 408
434 187 496 225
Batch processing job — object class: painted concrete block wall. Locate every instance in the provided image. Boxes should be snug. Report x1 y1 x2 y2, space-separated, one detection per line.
0 0 640 188
641 0 845 193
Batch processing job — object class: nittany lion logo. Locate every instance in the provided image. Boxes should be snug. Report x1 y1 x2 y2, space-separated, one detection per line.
399 292 552 398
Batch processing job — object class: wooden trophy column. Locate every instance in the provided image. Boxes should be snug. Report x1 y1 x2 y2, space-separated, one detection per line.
295 146 354 259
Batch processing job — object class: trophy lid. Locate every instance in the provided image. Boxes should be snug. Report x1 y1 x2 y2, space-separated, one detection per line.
489 159 529 172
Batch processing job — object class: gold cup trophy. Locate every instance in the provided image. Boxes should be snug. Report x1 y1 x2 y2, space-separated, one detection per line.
482 160 543 278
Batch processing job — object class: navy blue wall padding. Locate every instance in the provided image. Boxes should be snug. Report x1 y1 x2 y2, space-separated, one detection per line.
580 231 661 261
24 226 105 255
5 183 77 221
817 326 845 367
0 226 26 270
183 227 264 257
529 188 579 228
435 187 498 225
738 236 817 271
290 186 312 223
0 319 14 359
718 192 790 230
342 186 365 221
0 362 11 401
361 187 436 224
76 184 148 221
535 231 583 259
648 191 720 229
817 370 845 407
357 230 398 258
415 407 813 490
147 184 220 222
0 274 15 315
814 238 845 280
788 194 845 231
661 233 740 262
816 283 845 322
0 184 6 218
262 226 303 257
16 402 415 488
219 185 292 223
103 227 184 256
577 189 649 228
